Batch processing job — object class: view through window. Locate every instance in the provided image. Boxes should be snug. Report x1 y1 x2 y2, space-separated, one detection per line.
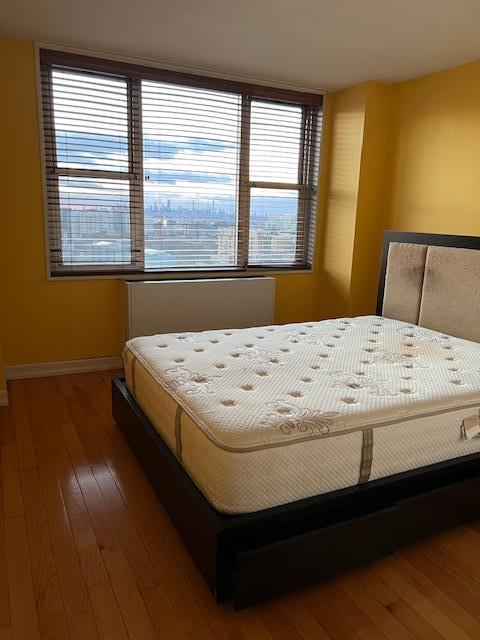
41 51 322 275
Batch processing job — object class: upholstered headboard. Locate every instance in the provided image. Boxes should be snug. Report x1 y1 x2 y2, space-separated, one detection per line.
377 232 480 342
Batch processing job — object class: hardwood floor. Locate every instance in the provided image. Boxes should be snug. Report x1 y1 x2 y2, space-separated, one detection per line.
1 372 480 639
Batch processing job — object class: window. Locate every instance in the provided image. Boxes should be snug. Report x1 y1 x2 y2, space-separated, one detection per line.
40 50 323 276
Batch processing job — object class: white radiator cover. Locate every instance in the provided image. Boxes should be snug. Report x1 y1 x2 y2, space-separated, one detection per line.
123 277 275 339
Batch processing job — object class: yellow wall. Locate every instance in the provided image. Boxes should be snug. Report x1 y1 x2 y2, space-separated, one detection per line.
0 36 330 366
318 82 392 319
349 82 392 316
317 83 367 318
387 60 480 235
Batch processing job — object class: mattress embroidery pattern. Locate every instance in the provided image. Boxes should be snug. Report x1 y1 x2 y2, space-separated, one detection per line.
261 402 341 437
329 371 398 397
368 350 430 368
229 345 286 367
165 365 218 395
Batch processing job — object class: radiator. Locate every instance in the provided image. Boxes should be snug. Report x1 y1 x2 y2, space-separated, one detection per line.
123 277 276 339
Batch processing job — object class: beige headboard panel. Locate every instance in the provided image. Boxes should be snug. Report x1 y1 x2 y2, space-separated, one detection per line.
418 246 480 342
382 243 427 325
380 235 480 342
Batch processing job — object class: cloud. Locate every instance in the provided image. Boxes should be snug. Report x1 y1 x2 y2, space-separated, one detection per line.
55 130 234 166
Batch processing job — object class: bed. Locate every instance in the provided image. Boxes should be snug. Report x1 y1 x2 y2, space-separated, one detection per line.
112 231 480 607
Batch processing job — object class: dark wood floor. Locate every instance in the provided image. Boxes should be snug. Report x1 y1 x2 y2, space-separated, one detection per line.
1 371 480 639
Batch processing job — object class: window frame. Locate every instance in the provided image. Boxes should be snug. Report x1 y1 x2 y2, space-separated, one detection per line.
39 48 323 278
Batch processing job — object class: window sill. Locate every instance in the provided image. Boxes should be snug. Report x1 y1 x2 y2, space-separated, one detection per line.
47 265 315 281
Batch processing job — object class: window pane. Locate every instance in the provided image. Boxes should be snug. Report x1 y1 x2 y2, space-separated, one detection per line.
142 81 241 269
249 188 299 265
58 177 131 265
249 101 302 183
52 69 129 172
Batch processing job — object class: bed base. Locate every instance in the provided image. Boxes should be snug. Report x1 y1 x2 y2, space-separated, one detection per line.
112 376 480 608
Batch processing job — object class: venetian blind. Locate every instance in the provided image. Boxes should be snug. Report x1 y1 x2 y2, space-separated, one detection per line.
40 49 323 276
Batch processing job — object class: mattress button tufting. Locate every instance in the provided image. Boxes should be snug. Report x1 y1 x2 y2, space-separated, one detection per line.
241 384 254 391
301 377 313 383
221 399 236 406
289 391 303 398
256 370 268 377
215 363 225 369
194 348 205 352
174 357 184 363
158 344 168 348
341 397 357 404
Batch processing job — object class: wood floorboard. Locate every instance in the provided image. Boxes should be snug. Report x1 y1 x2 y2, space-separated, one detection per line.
20 465 70 640
1 371 480 639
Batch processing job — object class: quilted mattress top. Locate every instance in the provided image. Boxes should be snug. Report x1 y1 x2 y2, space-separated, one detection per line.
125 316 480 451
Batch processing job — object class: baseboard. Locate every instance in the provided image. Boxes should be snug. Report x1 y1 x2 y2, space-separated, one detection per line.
0 389 8 407
5 356 124 380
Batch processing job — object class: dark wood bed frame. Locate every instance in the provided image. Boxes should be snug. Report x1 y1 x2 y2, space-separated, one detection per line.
112 231 480 609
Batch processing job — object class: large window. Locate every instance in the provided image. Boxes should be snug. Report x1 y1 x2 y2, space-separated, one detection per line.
40 50 323 276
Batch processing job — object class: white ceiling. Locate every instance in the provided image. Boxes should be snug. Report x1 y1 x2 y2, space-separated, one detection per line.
1 0 480 91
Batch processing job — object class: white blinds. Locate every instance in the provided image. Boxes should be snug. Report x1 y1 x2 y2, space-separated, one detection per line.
40 50 323 276
142 82 242 270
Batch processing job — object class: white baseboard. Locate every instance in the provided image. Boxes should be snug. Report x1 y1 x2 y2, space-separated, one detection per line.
0 390 8 407
5 356 124 380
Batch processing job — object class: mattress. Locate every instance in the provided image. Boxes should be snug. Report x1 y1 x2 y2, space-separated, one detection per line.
123 315 480 514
